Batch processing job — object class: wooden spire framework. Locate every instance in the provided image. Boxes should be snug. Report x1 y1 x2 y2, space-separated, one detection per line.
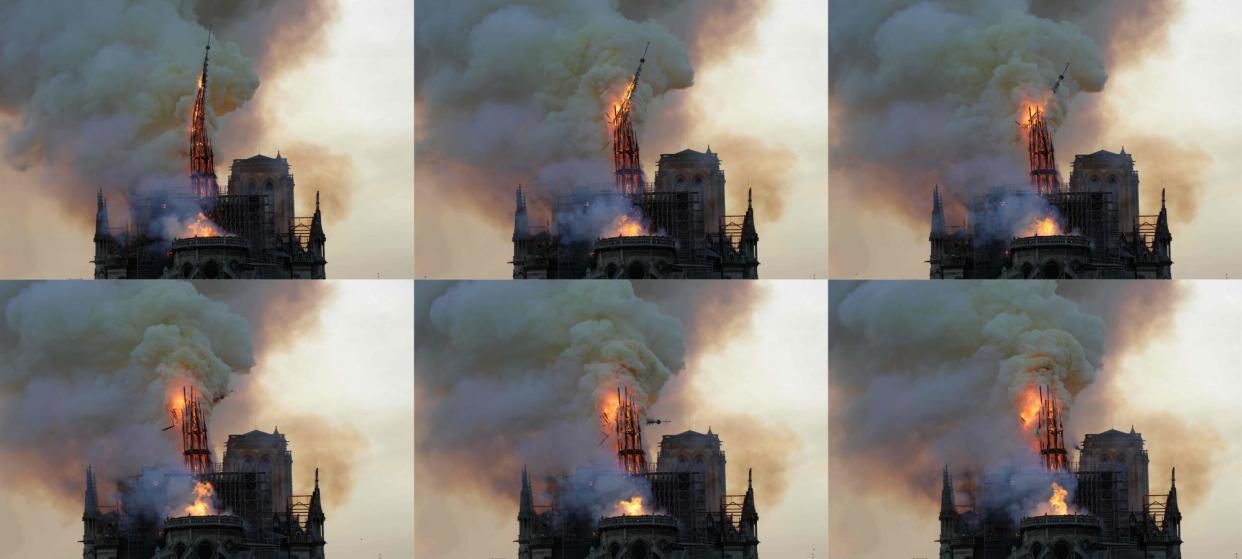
614 385 648 475
189 32 218 199
1037 386 1068 472
180 386 213 475
611 44 649 196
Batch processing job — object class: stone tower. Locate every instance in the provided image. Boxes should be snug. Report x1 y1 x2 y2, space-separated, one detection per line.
653 148 727 236
656 429 727 513
1068 149 1141 235
223 429 294 517
227 154 297 243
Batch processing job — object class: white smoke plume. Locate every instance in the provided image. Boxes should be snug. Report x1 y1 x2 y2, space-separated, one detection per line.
415 281 686 501
829 281 1104 509
829 0 1185 226
0 281 255 503
415 0 697 222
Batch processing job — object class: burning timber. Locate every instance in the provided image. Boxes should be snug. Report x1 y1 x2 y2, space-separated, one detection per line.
928 82 1172 279
517 387 760 558
80 387 328 558
92 35 327 279
511 46 759 279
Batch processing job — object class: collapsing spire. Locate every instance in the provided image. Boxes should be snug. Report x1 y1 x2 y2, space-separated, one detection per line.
1026 106 1060 195
189 31 218 199
614 385 648 475
611 43 649 196
180 386 213 475
1037 386 1068 471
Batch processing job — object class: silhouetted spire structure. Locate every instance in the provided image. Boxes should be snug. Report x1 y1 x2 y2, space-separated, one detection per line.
741 468 759 540
189 31 218 199
1164 467 1181 538
931 184 945 237
84 465 99 516
513 184 530 239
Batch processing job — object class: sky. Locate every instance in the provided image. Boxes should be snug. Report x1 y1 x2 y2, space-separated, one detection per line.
828 0 1242 279
414 281 829 557
414 0 829 279
0 0 414 279
0 281 414 558
828 281 1242 557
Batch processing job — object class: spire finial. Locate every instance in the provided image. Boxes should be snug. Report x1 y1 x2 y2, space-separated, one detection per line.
316 190 321 211
1162 187 1166 208
315 467 320 489
1171 466 1176 487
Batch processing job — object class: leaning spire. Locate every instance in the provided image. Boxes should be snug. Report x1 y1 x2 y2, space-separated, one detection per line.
189 29 218 199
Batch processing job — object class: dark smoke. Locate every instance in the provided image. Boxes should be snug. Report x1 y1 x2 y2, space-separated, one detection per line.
829 0 1191 228
829 281 1105 503
0 0 346 230
0 281 255 503
416 281 686 500
415 0 773 229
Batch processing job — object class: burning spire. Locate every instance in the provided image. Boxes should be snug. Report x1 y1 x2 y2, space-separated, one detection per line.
1036 386 1068 472
614 385 647 475
180 386 213 475
610 43 649 196
1024 62 1069 195
1025 106 1059 195
189 31 218 199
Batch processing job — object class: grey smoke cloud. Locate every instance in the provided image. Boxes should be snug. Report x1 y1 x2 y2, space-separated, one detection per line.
829 0 1187 226
0 0 345 225
0 281 255 502
829 281 1105 505
415 0 721 226
415 281 686 500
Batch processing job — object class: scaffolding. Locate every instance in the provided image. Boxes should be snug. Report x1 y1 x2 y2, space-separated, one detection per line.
1075 468 1130 543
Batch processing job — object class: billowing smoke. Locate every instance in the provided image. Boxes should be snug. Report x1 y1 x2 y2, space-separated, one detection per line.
829 281 1105 512
0 281 255 504
416 0 773 229
415 281 685 504
554 193 651 242
829 0 1188 227
0 0 346 228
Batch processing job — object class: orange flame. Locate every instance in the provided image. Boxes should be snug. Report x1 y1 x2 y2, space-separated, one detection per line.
1016 384 1042 433
613 496 647 516
183 481 216 516
605 214 646 237
1046 482 1069 515
1023 216 1061 237
181 212 229 238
